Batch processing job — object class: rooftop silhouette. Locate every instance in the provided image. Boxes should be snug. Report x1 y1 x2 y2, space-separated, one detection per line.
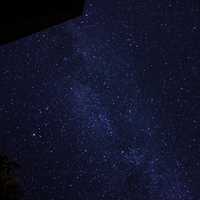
0 1 85 45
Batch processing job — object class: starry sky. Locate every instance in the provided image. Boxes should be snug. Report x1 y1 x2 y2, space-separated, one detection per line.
0 0 200 199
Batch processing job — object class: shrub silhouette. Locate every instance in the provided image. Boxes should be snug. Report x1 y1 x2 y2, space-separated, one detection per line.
0 154 23 200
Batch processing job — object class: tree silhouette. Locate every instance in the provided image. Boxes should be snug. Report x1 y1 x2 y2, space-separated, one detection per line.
0 154 23 200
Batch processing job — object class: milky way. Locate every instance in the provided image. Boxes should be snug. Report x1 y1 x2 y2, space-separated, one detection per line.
0 0 200 199
70 81 113 136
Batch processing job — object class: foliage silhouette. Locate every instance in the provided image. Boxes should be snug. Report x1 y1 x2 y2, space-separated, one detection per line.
0 154 23 200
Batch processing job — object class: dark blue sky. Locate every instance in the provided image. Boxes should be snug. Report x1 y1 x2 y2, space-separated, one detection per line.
0 0 200 199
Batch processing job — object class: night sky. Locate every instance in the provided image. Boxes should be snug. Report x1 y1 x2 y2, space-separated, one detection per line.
0 0 200 199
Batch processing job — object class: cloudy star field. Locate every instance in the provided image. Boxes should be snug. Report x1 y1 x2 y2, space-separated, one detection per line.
0 0 200 199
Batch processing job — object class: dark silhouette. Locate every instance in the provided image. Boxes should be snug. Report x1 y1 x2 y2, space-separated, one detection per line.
125 169 151 200
0 154 23 200
0 1 85 45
